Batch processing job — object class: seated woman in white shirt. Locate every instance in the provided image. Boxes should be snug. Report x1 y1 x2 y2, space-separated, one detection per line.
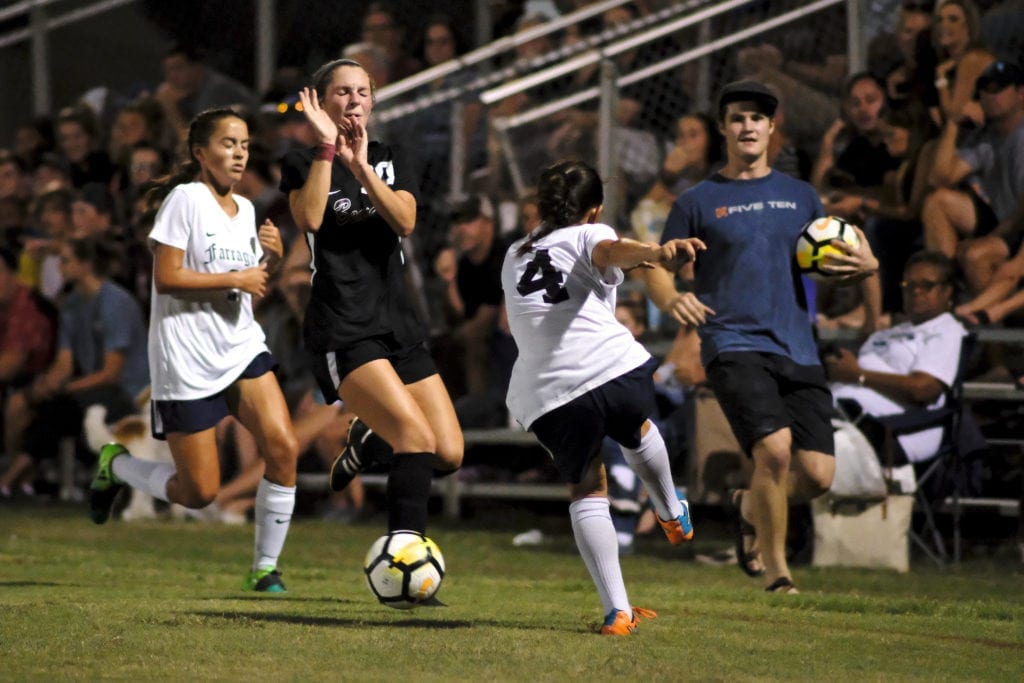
824 250 966 465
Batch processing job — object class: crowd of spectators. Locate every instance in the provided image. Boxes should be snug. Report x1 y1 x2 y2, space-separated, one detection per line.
1 0 1022 513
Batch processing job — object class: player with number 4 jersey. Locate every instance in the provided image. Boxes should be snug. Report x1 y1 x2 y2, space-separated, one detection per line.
502 159 703 635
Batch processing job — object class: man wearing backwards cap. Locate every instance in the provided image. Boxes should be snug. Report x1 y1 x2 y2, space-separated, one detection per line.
643 79 879 593
924 60 1024 293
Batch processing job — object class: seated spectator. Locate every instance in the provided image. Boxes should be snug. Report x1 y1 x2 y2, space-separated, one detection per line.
813 73 901 221
860 105 940 310
931 0 995 127
0 246 55 393
234 143 296 249
22 188 74 301
360 3 422 83
825 250 966 465
923 60 1024 291
0 237 148 499
410 14 486 202
155 43 259 143
32 152 71 197
883 1 936 107
71 183 116 239
13 117 55 172
55 107 115 189
0 196 28 252
434 195 515 427
0 151 30 201
108 98 170 171
632 112 723 244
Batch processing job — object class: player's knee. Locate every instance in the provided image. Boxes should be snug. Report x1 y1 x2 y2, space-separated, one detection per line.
265 428 300 468
434 436 464 471
392 422 436 455
178 485 217 509
805 456 835 494
755 448 791 479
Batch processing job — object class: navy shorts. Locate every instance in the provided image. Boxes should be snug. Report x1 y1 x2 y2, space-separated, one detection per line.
311 334 437 404
151 351 278 440
705 351 834 457
530 358 658 484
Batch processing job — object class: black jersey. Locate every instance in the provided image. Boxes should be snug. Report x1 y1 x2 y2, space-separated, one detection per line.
279 141 426 352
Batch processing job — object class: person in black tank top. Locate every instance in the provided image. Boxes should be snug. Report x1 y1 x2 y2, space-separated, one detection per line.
281 59 463 539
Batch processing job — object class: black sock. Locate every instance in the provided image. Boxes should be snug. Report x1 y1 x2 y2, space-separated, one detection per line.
364 431 394 467
387 452 434 534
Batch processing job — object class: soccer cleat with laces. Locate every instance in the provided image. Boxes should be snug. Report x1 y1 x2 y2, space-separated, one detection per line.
329 418 374 492
89 442 128 525
600 606 658 636
242 567 286 593
657 497 694 545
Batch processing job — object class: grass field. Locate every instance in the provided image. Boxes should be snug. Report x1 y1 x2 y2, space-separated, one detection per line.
2 502 1022 681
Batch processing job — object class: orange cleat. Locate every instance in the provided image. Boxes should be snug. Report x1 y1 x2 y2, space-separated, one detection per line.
600 607 658 635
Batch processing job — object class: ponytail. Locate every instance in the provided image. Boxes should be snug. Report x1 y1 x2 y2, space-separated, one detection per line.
516 159 603 257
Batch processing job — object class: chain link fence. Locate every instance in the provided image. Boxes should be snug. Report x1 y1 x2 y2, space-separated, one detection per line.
374 0 858 262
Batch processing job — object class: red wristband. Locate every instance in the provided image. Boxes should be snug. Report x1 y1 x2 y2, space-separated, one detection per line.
316 143 334 162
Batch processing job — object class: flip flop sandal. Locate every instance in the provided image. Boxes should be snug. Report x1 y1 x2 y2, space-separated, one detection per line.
729 489 765 578
765 576 799 594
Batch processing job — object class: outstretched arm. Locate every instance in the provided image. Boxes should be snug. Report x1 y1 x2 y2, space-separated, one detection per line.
592 237 705 272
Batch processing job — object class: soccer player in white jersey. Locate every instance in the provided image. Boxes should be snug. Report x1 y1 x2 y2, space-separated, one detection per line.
89 108 300 593
502 159 704 635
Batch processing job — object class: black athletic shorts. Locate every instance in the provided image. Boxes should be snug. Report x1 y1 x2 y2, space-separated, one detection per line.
151 351 277 440
311 334 437 404
530 357 658 484
705 351 834 457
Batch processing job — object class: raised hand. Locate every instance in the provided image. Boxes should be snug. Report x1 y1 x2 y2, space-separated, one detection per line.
257 219 283 261
336 115 369 169
298 87 340 146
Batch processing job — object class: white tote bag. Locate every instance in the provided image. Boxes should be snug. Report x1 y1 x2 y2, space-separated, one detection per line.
830 418 888 499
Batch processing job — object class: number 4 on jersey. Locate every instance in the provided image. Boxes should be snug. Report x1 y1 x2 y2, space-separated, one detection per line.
517 249 569 303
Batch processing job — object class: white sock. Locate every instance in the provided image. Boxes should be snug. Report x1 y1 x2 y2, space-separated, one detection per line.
621 422 682 523
253 478 296 571
111 454 175 502
569 497 629 617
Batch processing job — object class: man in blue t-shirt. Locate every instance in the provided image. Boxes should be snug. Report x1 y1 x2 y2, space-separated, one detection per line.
647 80 879 593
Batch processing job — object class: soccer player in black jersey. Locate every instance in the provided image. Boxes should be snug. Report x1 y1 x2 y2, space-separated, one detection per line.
280 59 463 536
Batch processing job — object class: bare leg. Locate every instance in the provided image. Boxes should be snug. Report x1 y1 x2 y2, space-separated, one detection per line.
922 188 977 258
748 429 794 588
405 373 464 471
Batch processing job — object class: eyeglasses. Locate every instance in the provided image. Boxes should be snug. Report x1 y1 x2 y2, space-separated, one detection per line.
900 279 946 292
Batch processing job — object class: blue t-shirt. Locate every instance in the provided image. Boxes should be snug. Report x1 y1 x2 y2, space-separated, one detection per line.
661 170 823 367
58 281 150 398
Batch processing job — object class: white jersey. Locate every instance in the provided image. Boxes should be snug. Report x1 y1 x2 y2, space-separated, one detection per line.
502 222 651 428
832 312 965 462
148 182 269 400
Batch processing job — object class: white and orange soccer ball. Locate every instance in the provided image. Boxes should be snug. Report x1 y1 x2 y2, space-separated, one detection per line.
794 216 861 280
364 531 445 609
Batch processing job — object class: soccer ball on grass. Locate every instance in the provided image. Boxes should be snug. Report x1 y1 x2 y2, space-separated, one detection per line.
364 531 445 609
794 216 861 280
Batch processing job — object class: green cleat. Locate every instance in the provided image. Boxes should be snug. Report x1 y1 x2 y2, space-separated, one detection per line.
243 567 286 593
89 443 128 525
